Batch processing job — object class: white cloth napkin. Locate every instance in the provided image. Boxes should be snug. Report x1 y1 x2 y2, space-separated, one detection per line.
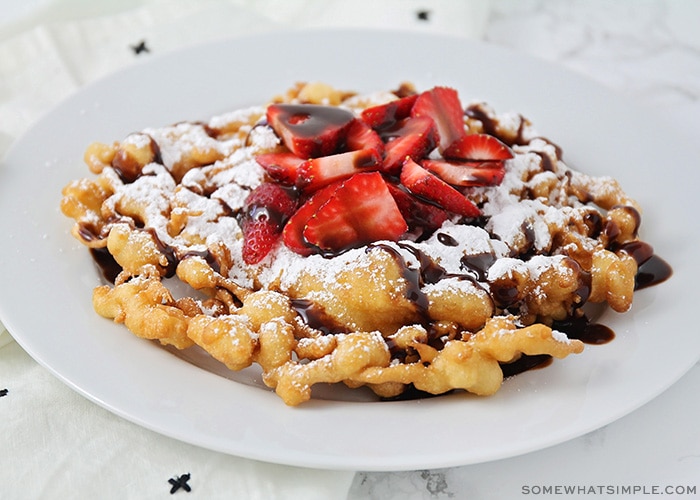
0 0 491 498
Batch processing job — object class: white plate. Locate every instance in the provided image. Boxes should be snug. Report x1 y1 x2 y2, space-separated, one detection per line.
0 30 698 471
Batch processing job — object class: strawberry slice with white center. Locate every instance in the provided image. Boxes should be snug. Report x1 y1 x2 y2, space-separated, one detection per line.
410 87 466 153
345 118 385 157
302 172 408 253
241 219 279 266
442 133 513 161
381 116 437 175
422 159 506 187
360 93 419 130
283 183 340 256
256 152 305 185
399 158 480 218
266 103 355 158
295 148 382 193
241 182 299 264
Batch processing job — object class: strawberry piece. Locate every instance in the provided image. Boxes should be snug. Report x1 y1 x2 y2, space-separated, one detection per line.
241 220 279 265
345 118 385 156
360 94 419 130
282 183 340 256
256 152 305 185
296 148 382 193
399 158 480 218
241 183 298 264
302 172 408 252
410 87 466 153
386 183 449 233
442 133 513 161
381 116 437 175
422 159 506 187
266 103 355 158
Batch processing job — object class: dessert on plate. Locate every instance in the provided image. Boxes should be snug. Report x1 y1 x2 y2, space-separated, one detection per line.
60 81 671 405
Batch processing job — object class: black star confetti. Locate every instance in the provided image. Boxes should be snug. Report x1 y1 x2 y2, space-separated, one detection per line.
131 40 150 55
0 388 8 397
168 473 192 494
416 9 431 21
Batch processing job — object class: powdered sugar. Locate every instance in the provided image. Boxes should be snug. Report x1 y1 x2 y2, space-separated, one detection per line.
486 199 557 252
247 124 281 151
487 254 570 282
145 123 217 170
551 329 573 344
122 132 152 149
422 276 484 298
207 105 265 130
410 223 508 274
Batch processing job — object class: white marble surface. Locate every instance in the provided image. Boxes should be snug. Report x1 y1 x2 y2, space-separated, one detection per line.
351 1 700 498
1 1 698 499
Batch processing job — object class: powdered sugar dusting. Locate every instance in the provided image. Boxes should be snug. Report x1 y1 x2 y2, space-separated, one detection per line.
551 329 573 344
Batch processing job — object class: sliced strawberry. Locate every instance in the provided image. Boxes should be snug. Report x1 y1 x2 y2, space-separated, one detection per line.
386 183 449 233
360 94 419 130
296 148 382 193
381 116 437 175
410 87 466 153
442 133 513 161
241 220 279 265
422 159 506 187
241 183 298 264
255 152 305 185
282 183 340 256
345 118 385 156
266 103 355 158
399 158 480 218
302 172 408 252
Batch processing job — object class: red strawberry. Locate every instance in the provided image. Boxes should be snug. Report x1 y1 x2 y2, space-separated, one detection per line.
302 172 408 252
282 183 340 256
422 159 506 187
381 116 437 174
266 103 355 158
410 87 466 153
360 94 419 130
442 133 513 161
345 118 385 156
241 220 279 265
386 183 449 233
399 158 480 218
241 183 298 264
296 148 382 193
256 152 305 185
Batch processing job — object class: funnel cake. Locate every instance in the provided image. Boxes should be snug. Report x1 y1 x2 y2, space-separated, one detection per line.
60 82 670 405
